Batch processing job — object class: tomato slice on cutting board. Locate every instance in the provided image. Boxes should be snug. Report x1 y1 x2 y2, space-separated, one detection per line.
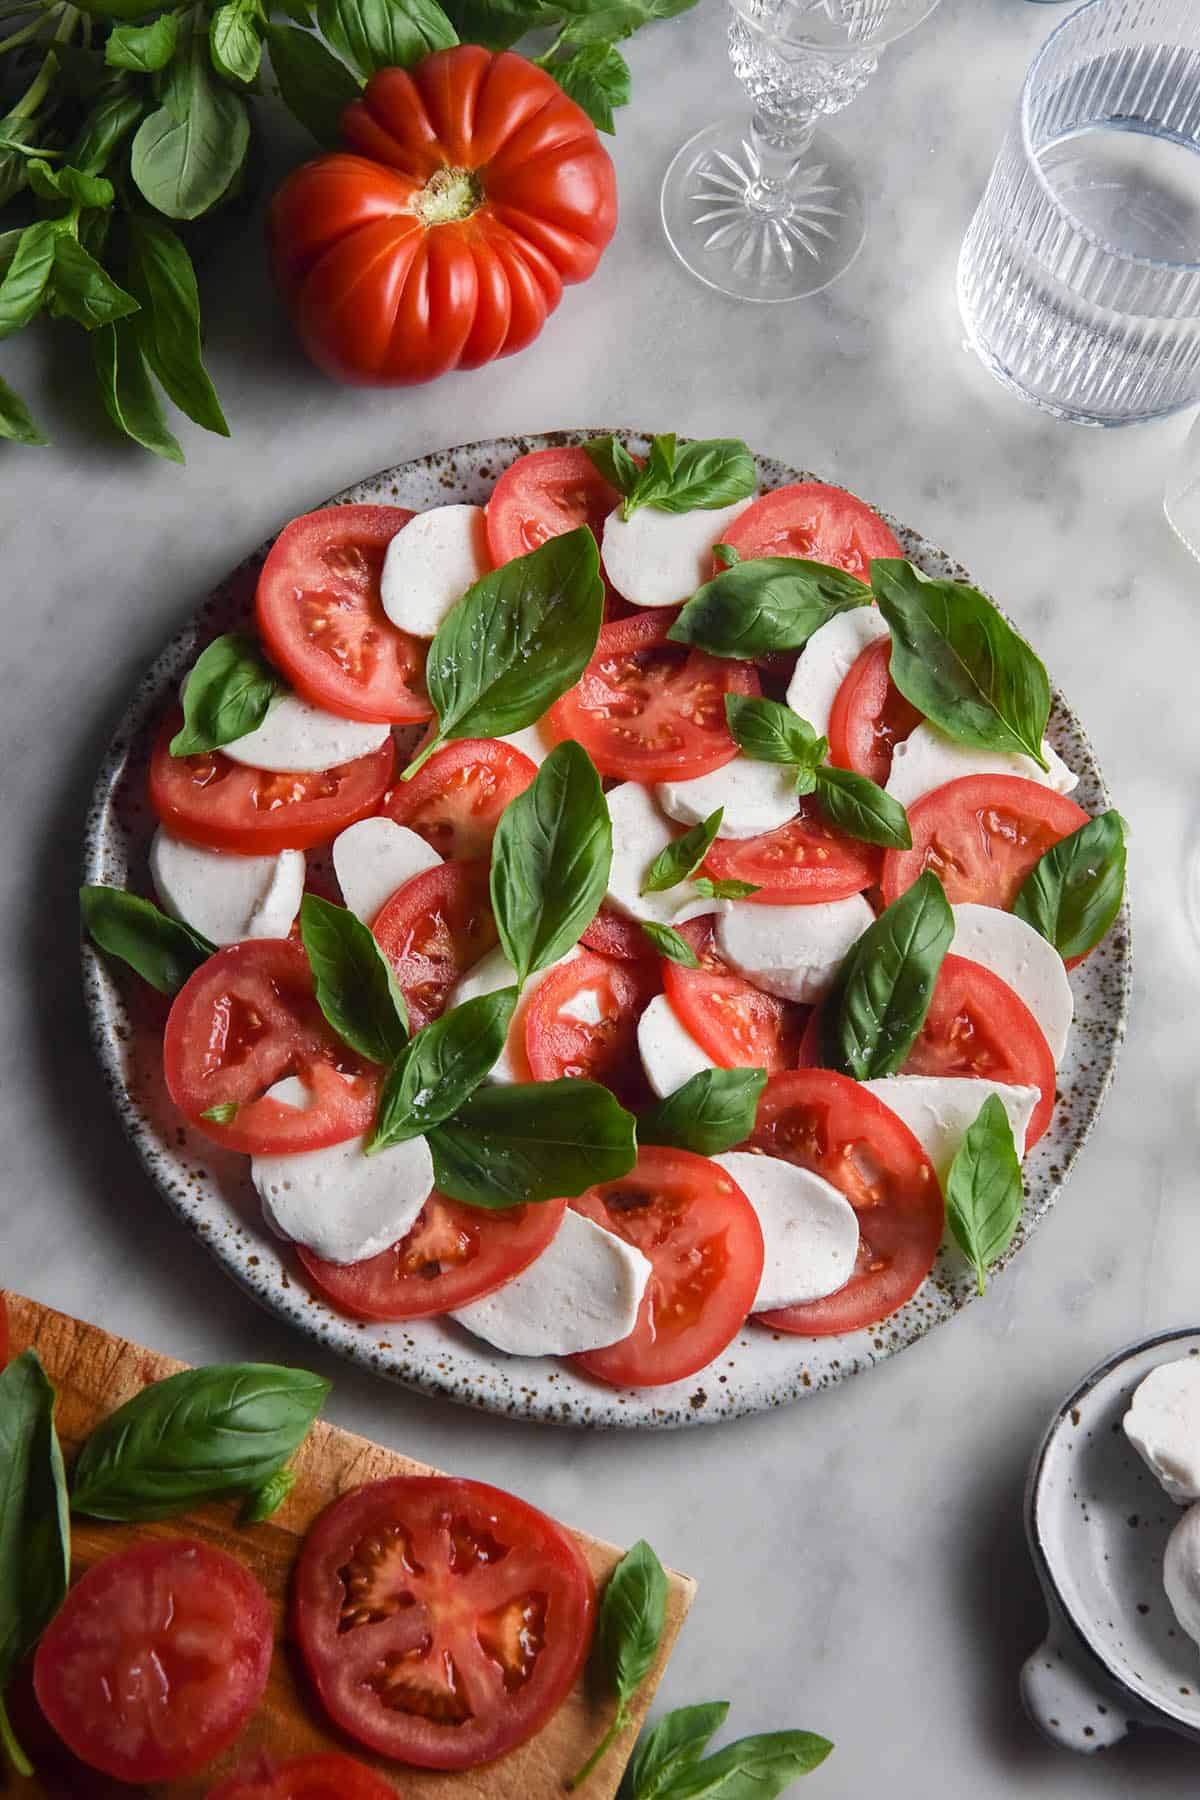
827 635 922 787
718 481 902 580
524 950 659 1103
880 774 1090 911
206 1753 402 1799
371 859 498 1031
661 918 805 1072
293 1475 595 1771
486 446 619 565
702 801 878 904
383 737 536 861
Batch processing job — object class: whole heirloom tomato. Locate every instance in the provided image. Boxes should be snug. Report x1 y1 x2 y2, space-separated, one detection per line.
269 46 618 386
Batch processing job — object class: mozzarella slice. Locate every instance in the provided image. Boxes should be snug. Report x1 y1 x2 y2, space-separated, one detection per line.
785 607 890 737
951 903 1073 1067
637 994 717 1098
658 756 799 841
606 782 709 927
380 504 490 638
452 1210 651 1356
885 721 1078 809
498 720 552 766
451 945 579 1084
220 693 390 773
149 828 304 946
861 1075 1039 1183
1123 1360 1200 1504
601 498 751 608
1164 1505 1200 1651
253 1127 434 1265
332 818 441 926
712 1152 858 1310
716 894 874 1004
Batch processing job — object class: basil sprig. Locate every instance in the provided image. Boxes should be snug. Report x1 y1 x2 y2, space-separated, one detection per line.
871 559 1050 771
70 1362 330 1522
586 433 756 521
81 884 214 994
642 922 700 967
638 1068 765 1156
694 876 760 900
724 697 911 850
1013 810 1126 962
300 895 409 1067
428 1079 637 1209
641 809 722 895
622 1702 833 1798
491 740 611 987
569 1539 668 1789
669 558 870 660
623 1703 732 1798
368 988 517 1154
0 1351 70 1779
170 633 284 757
823 871 953 1079
944 1095 1024 1295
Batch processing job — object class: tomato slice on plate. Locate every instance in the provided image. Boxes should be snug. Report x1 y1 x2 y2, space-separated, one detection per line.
293 1475 595 1771
880 774 1090 911
383 737 536 861
827 636 922 786
150 715 395 855
164 939 379 1154
750 1069 942 1337
702 800 878 903
257 505 431 724
206 1753 400 1800
486 446 619 564
661 918 804 1071
546 611 759 782
571 1146 764 1387
579 904 656 961
905 952 1056 1147
299 1192 566 1320
718 480 902 580
33 1541 272 1784
372 859 498 1031
524 951 659 1103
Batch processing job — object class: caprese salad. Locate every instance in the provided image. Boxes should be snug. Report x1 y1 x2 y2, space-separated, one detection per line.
82 434 1127 1392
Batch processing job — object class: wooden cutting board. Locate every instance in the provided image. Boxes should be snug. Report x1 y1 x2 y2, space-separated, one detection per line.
2 1295 695 1800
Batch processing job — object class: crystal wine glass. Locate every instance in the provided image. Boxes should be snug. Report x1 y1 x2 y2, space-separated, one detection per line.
661 0 942 303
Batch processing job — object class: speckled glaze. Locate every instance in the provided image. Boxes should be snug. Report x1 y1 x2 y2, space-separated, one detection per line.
80 431 1132 1430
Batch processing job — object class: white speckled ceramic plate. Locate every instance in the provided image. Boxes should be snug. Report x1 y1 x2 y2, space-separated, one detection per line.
81 431 1132 1430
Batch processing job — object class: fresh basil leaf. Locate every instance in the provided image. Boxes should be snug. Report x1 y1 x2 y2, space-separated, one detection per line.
0 220 58 340
238 1465 296 1523
693 877 759 900
50 235 139 331
558 0 699 43
74 0 172 18
490 739 611 986
428 1079 636 1209
106 11 178 70
641 437 755 516
81 885 214 993
641 809 722 895
210 0 262 82
124 215 228 436
299 894 409 1067
318 0 456 77
267 23 363 144
0 1351 70 1777
585 432 642 494
670 559 870 661
170 634 282 755
438 0 552 41
552 41 629 132
641 921 700 967
712 542 740 568
28 160 115 209
605 1539 668 1703
368 988 517 1152
200 1101 239 1123
72 86 144 175
824 870 952 1080
638 1068 765 1156
92 317 184 462
0 370 47 446
724 694 824 770
812 765 912 850
1012 808 1126 963
665 1729 833 1798
71 1363 329 1521
132 11 251 219
872 558 1050 771
944 1093 1023 1297
622 1703 731 1800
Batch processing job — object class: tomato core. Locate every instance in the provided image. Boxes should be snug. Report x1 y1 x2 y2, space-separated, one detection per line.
415 165 484 226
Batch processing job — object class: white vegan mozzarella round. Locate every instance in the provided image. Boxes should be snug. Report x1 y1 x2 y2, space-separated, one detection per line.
220 693 391 773
332 818 442 926
716 893 874 1004
712 1152 858 1310
605 782 708 927
951 903 1073 1067
784 607 890 738
149 828 304 947
1123 1360 1200 1505
451 945 580 1084
1164 1505 1200 1650
379 503 490 638
601 498 752 608
657 756 800 841
885 721 1078 810
637 994 718 1099
253 1126 434 1265
452 1210 651 1357
860 1075 1039 1184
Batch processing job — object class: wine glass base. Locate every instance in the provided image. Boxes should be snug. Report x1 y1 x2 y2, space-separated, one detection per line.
661 119 867 303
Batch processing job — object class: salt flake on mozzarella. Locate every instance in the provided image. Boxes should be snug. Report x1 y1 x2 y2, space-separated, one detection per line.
221 693 391 773
601 498 752 608
658 756 799 841
149 827 304 946
379 504 490 639
637 993 717 1098
712 1152 858 1310
716 893 875 1005
332 818 441 925
885 721 1078 810
451 945 580 1084
605 782 708 927
452 1210 651 1356
253 1106 434 1264
951 903 1073 1067
784 607 890 738
861 1075 1039 1184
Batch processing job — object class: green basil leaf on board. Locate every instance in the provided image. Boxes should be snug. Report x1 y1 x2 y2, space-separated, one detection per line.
299 894 409 1067
0 220 58 340
871 558 1051 770
490 740 612 986
70 1363 330 1522
428 1079 637 1209
131 11 251 220
640 921 699 967
944 1094 1023 1297
124 215 229 436
106 11 179 71
210 0 263 84
318 0 457 79
0 1352 71 1780
669 558 870 660
693 877 759 900
267 24 363 146
585 433 642 493
91 317 184 462
724 694 824 770
0 371 47 447
638 1068 765 1157
72 87 144 176
551 40 630 132
49 236 139 332
170 633 283 755
823 870 953 1080
368 987 518 1152
661 1729 834 1798
81 885 214 994
570 1540 669 1790
641 808 721 895
811 765 912 850
621 1702 731 1799
238 1465 297 1524
1013 809 1127 963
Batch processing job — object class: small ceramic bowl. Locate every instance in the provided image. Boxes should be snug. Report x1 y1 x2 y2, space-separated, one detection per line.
1023 1328 1200 1752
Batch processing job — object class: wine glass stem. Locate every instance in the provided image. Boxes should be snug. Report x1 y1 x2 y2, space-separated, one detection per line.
749 111 817 200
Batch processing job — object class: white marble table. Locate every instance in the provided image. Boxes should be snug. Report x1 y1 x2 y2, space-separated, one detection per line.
3 0 1198 1790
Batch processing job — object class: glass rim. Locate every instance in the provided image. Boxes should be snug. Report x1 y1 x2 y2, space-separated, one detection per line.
1019 0 1200 277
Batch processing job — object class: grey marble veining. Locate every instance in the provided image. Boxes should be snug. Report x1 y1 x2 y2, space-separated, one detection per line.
2 0 1199 1791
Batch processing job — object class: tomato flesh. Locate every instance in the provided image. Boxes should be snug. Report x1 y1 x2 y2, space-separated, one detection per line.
904 953 1057 1148
661 918 805 1072
293 1475 595 1770
827 636 922 786
486 446 619 564
881 774 1089 912
372 860 498 1031
719 481 902 580
206 1752 401 1800
579 905 656 961
702 800 878 903
383 737 537 861
524 951 659 1104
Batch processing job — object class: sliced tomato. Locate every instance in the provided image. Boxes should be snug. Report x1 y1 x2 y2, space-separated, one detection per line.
579 905 656 960
294 1475 595 1771
546 611 759 783
524 951 659 1104
207 1753 400 1800
718 480 902 580
702 800 878 903
299 1192 566 1320
372 859 498 1031
750 1069 942 1336
486 446 619 564
383 737 536 861
880 774 1090 911
571 1146 764 1387
150 715 395 855
33 1541 272 1785
661 918 804 1071
164 939 378 1153
904 953 1057 1148
256 505 431 724
827 635 922 786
